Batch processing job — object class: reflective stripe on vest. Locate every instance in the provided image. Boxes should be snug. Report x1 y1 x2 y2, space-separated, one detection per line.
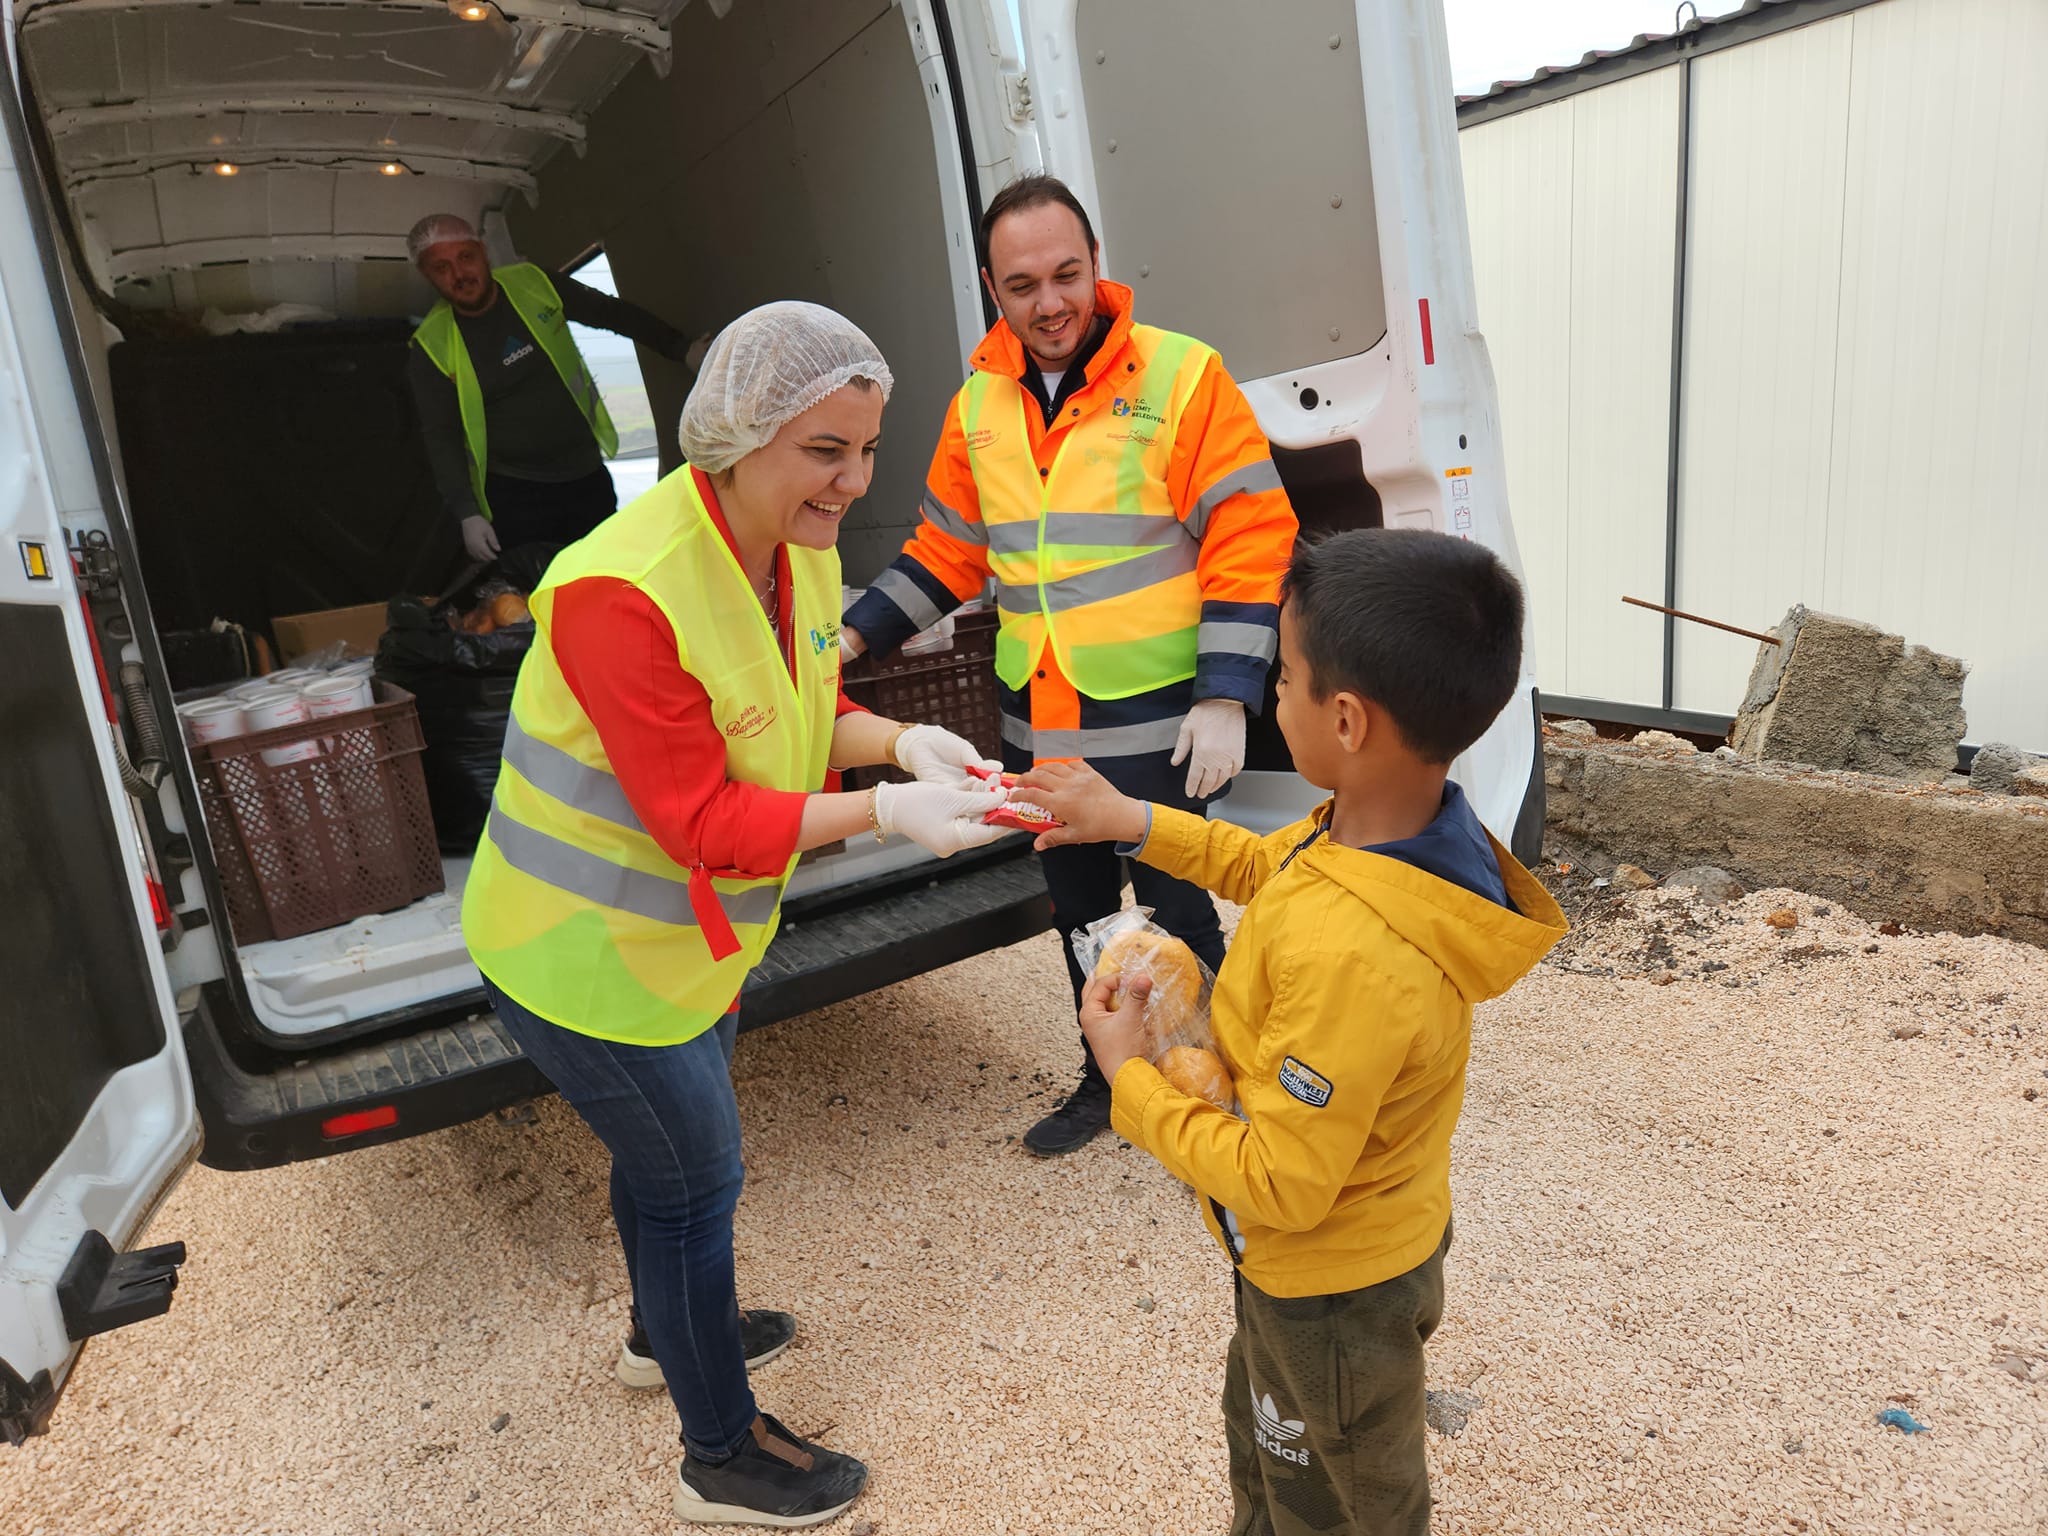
963 325 1214 700
460 466 837 1047
411 263 620 523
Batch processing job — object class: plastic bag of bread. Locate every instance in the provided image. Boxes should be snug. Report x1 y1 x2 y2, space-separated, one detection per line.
1070 908 1236 1112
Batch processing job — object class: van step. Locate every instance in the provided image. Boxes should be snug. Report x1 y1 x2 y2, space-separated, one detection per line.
741 847 1051 1029
190 850 1051 1168
187 995 546 1171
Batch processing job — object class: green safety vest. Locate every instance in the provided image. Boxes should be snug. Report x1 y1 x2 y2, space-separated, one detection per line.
461 468 839 1046
962 325 1215 700
411 263 619 523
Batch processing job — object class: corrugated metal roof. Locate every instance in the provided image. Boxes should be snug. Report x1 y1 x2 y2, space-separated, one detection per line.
1456 0 1887 123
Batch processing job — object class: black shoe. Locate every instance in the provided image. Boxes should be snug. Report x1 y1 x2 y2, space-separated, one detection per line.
1023 1072 1112 1157
617 1306 797 1391
675 1413 868 1527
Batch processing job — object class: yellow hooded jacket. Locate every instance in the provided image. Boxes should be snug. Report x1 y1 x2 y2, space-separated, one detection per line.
1110 795 1569 1299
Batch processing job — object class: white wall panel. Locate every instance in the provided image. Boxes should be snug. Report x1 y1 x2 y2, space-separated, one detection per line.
1822 0 2048 748
1672 14 1856 709
1461 69 1677 707
1564 68 1681 705
1461 103 1573 696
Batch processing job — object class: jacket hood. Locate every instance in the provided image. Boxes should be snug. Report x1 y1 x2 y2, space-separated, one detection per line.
1296 802 1568 1005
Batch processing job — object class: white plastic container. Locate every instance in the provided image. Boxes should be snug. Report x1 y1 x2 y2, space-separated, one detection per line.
300 674 373 718
242 688 321 767
225 680 274 702
176 697 247 746
900 612 957 657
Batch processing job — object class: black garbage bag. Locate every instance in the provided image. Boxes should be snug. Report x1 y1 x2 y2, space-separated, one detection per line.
375 543 559 854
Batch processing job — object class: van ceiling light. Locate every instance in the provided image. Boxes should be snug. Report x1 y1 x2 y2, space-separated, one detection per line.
380 162 407 176
212 161 239 177
448 0 494 19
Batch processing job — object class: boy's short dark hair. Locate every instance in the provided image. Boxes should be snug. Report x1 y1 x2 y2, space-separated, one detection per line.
977 174 1099 274
1281 529 1525 764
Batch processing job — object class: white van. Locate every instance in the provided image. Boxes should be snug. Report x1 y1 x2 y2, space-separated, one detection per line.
0 0 1541 1441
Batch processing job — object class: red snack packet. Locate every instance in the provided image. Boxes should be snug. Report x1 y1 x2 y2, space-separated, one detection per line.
966 763 1024 788
983 800 1062 831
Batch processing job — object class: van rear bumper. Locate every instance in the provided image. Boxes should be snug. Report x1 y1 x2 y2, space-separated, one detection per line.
188 843 1053 1171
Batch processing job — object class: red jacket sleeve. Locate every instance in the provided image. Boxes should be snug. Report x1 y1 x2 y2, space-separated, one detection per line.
550 577 807 880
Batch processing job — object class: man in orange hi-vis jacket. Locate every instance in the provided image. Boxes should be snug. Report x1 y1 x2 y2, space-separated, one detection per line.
842 174 1299 1156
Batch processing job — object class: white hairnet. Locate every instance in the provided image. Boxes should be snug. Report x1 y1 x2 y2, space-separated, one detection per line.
678 301 893 474
407 213 478 264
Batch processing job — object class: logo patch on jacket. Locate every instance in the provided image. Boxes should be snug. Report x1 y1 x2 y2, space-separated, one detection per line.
965 427 1000 450
1278 1056 1333 1108
724 703 778 740
1111 396 1165 425
810 622 839 655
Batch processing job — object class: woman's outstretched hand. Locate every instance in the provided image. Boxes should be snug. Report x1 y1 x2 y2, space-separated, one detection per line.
872 780 1007 857
893 723 1003 787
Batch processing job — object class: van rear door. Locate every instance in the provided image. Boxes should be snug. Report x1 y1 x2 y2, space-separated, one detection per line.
1008 0 1544 854
0 61 197 1444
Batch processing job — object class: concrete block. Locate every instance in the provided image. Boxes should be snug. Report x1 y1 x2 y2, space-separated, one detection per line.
1545 736 2048 944
1972 742 2043 794
1730 606 1966 782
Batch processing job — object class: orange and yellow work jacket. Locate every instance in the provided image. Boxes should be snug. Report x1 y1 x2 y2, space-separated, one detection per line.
844 282 1296 775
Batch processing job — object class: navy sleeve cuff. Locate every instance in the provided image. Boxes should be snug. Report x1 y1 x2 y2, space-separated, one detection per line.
1113 802 1154 857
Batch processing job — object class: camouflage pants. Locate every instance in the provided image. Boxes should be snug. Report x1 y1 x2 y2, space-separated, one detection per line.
1223 1223 1450 1536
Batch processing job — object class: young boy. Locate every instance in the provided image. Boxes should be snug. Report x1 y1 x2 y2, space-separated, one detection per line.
1016 529 1568 1536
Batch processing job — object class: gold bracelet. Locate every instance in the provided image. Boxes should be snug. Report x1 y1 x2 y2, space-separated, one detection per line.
866 784 887 843
885 721 915 771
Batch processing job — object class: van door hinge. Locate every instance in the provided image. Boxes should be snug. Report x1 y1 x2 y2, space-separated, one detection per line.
1003 70 1033 124
67 527 120 595
56 1230 186 1342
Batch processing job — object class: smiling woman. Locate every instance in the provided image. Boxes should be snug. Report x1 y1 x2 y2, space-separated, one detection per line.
455 300 1019 1529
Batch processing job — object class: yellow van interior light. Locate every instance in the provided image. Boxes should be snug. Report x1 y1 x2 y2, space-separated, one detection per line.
449 0 494 19
380 162 406 176
213 161 239 177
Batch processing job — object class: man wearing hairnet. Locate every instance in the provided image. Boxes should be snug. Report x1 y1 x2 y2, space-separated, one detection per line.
406 213 711 562
463 302 1006 1528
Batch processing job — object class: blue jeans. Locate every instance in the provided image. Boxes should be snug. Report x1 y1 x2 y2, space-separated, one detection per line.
483 976 755 1459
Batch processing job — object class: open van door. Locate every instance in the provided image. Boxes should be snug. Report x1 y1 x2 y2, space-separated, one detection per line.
0 57 197 1444
1009 0 1545 857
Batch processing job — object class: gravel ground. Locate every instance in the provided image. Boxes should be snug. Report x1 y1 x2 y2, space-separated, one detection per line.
6 882 2046 1536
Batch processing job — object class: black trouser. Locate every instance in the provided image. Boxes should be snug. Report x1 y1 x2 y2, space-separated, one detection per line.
1038 818 1228 1090
1224 1223 1451 1536
482 465 617 552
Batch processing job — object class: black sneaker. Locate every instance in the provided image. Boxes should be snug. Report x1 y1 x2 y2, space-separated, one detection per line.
674 1413 868 1527
616 1306 797 1391
1022 1071 1112 1157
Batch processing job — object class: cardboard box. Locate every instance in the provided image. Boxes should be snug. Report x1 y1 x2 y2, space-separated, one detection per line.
271 602 387 662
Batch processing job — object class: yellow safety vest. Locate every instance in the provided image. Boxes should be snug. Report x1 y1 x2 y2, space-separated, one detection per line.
963 325 1214 700
461 468 838 1046
411 262 620 524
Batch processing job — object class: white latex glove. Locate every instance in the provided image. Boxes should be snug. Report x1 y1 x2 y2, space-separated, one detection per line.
893 722 1003 786
1171 698 1247 800
873 780 1008 857
460 514 501 563
840 628 867 664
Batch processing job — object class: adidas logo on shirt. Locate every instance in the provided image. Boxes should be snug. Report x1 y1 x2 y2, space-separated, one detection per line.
502 336 536 367
1251 1376 1311 1466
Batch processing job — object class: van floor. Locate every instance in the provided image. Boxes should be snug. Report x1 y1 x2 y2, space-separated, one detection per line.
235 857 476 1038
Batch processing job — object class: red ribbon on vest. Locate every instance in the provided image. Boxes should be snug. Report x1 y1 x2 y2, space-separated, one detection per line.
688 864 743 961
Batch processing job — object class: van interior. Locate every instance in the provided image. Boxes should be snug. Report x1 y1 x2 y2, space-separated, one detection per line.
9 0 1001 1044
11 0 1432 1053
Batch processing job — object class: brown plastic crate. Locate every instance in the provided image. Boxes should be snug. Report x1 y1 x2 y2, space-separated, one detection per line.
840 609 1001 791
190 681 445 944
